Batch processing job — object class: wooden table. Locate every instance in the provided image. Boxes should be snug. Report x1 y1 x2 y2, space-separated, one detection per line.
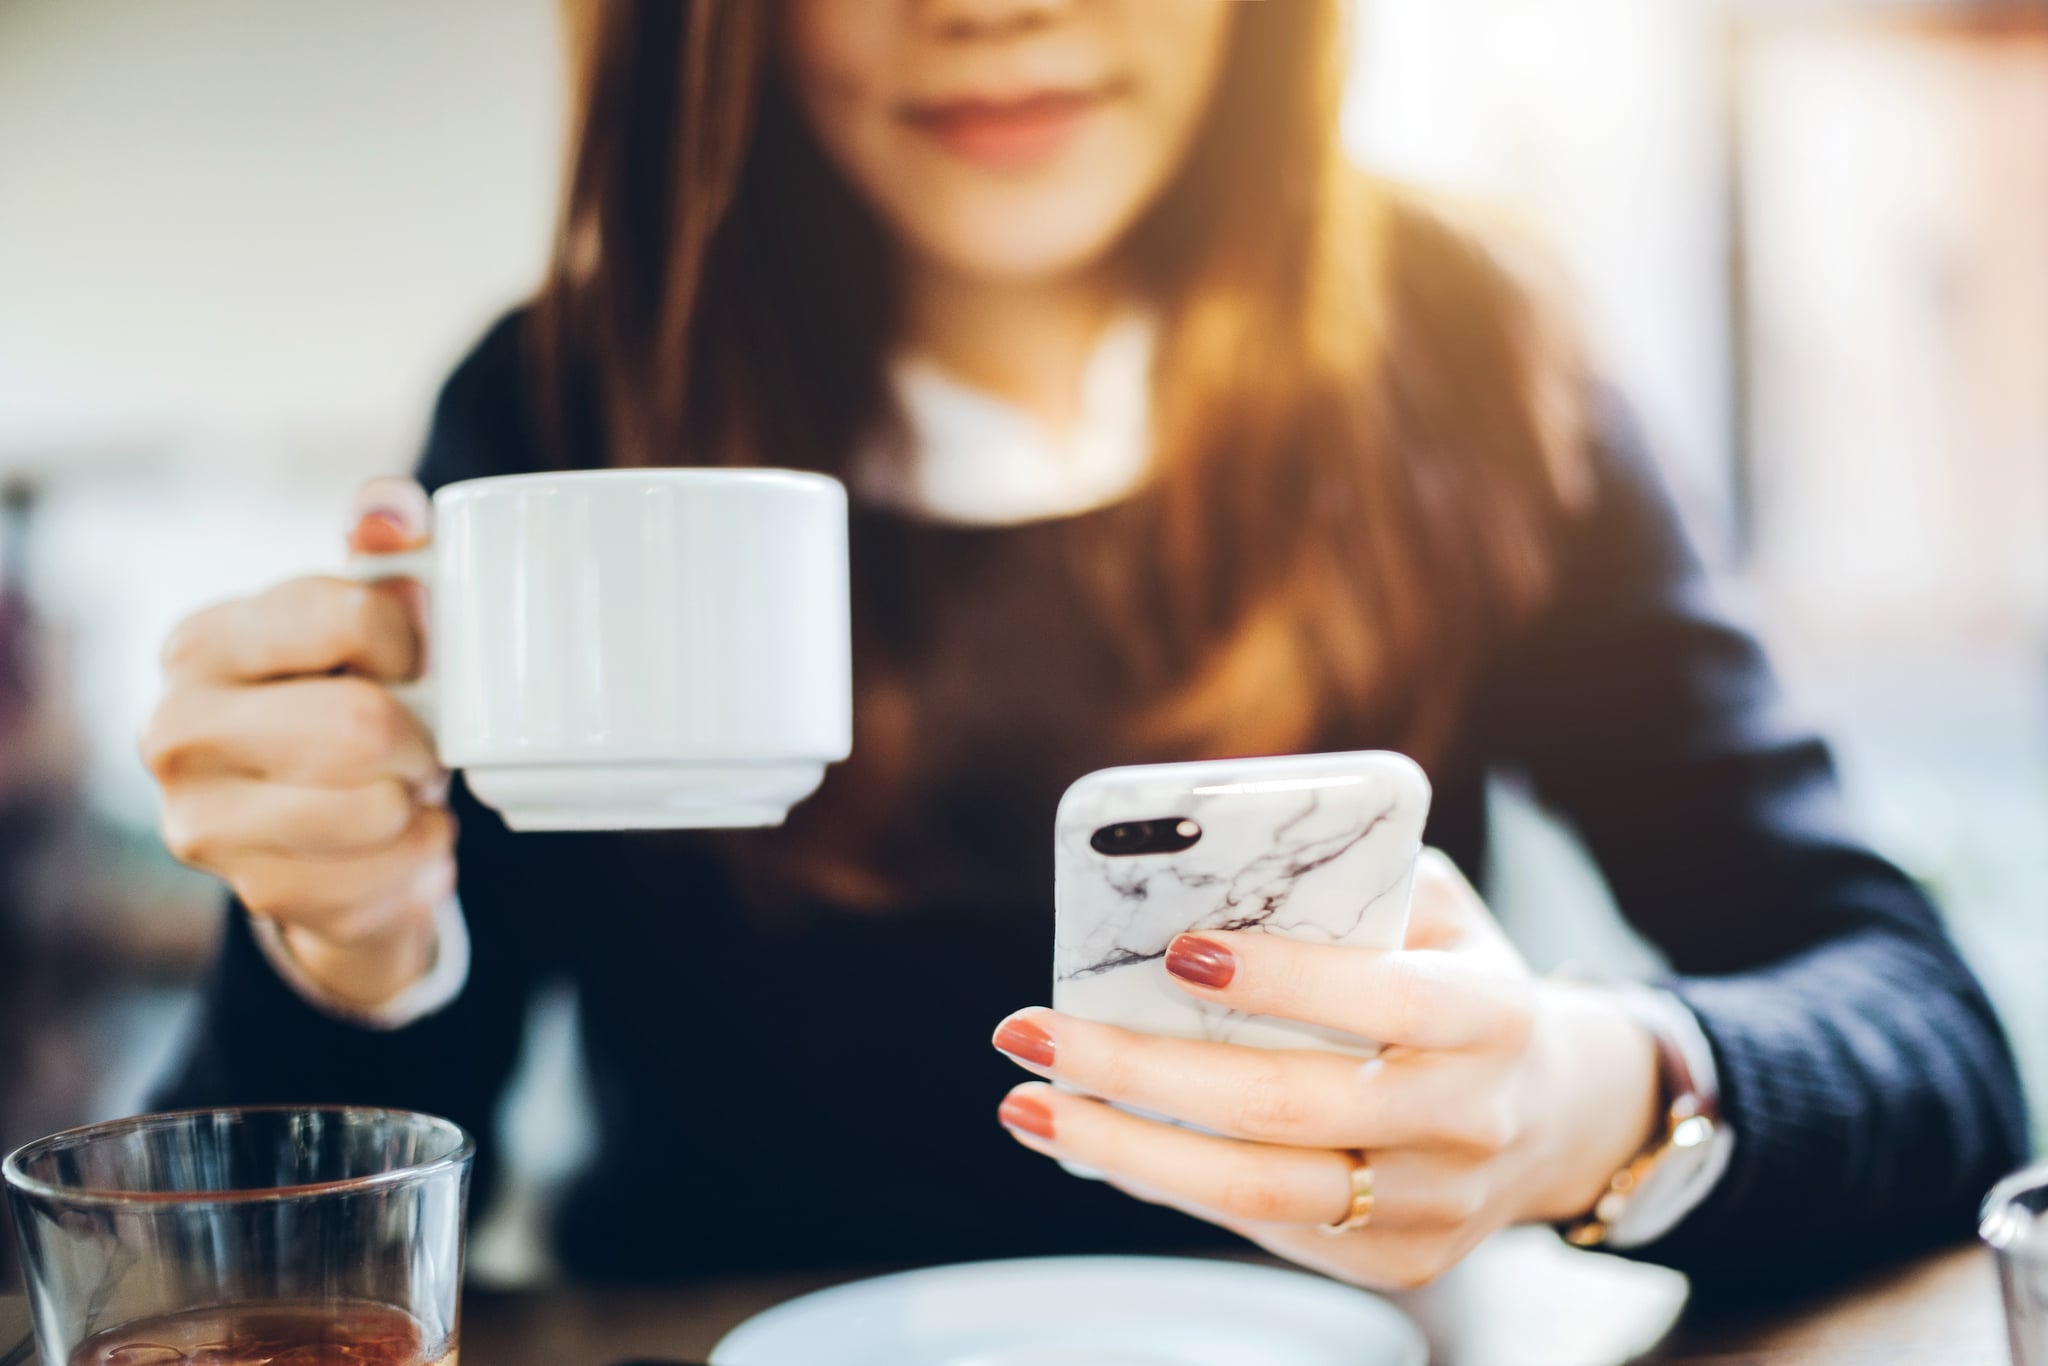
460 1231 2007 1365
0 1232 2007 1364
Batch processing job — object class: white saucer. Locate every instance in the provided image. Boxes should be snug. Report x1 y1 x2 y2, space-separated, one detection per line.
708 1255 1428 1366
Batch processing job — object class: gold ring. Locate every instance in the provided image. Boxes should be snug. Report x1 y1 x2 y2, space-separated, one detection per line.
1317 1149 1374 1236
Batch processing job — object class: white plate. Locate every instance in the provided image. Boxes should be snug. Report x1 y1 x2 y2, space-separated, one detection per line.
708 1255 1428 1366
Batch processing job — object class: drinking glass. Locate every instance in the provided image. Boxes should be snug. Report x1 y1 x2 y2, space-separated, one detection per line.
4 1107 472 1365
1984 1159 2048 1366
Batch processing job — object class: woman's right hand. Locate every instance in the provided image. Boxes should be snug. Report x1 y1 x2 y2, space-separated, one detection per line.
141 478 455 1011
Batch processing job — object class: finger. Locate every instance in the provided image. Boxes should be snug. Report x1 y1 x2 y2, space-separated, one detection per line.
231 807 456 944
994 1008 1496 1150
348 477 433 554
160 777 423 865
161 577 421 685
144 677 439 788
1094 1178 1471 1296
998 1082 1485 1234
1231 1220 1478 1294
1161 930 1532 1051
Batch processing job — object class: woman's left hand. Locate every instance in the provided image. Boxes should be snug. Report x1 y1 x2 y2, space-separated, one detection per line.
991 850 1663 1290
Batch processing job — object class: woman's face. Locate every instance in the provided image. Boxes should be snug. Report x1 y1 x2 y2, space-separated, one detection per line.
780 0 1236 284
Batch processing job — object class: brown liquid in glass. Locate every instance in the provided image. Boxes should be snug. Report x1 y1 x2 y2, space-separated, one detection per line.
67 1300 455 1366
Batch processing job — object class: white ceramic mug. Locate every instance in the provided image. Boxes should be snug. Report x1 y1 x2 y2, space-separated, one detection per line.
346 469 851 831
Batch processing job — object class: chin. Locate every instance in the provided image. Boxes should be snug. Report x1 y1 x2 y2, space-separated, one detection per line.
905 202 1136 283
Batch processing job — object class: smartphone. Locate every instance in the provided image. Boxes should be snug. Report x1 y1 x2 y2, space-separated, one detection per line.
1053 750 1432 1058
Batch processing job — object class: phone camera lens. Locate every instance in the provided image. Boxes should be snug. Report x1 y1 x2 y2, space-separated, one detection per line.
1091 822 1152 856
1090 817 1202 857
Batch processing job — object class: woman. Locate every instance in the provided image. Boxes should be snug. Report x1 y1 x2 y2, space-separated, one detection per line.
145 0 2025 1289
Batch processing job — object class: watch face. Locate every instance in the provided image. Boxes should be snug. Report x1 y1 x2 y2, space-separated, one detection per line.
1560 992 1732 1249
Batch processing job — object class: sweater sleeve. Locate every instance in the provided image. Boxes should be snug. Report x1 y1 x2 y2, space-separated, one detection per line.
1480 391 2029 1283
156 784 542 1209
156 311 553 1203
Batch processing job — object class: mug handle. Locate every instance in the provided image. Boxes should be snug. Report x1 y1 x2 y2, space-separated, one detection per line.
342 545 438 745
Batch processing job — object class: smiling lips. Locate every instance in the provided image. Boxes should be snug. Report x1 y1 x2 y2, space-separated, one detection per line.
902 86 1116 170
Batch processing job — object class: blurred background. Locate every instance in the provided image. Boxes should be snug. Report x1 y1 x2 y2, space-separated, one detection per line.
1 0 2042 1288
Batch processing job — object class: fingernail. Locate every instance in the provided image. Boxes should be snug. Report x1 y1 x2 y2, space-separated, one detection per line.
999 1093 1055 1141
1165 935 1236 989
353 477 429 522
992 1015 1056 1068
356 509 411 548
416 771 452 808
351 479 430 549
349 507 417 555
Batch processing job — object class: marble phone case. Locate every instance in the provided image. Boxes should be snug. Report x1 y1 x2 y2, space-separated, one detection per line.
1053 751 1431 1058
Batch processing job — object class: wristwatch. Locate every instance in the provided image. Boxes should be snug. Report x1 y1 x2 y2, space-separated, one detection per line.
1560 985 1734 1249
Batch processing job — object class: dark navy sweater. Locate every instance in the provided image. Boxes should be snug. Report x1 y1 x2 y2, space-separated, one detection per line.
165 312 2028 1289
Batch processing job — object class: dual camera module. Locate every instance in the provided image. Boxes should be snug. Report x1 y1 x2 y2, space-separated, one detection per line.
1089 817 1203 858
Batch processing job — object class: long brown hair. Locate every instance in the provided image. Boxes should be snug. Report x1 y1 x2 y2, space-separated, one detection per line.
533 1 1590 823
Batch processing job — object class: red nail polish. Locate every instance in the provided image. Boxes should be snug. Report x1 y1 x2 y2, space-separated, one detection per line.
993 1016 1056 1068
350 509 415 554
1165 935 1236 989
999 1093 1055 1141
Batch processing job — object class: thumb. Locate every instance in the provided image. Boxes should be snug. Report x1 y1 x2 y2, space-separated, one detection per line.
348 476 433 554
1404 847 1499 950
